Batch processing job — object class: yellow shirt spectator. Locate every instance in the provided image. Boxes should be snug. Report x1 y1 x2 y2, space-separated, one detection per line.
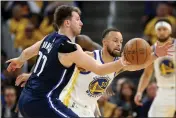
15 24 43 49
144 16 176 44
40 17 54 36
9 18 29 35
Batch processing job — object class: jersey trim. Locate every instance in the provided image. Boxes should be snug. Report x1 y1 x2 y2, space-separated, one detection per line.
47 69 68 117
63 68 80 106
80 51 97 74
99 50 104 64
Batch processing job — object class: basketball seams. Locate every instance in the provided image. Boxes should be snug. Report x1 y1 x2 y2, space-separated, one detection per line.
143 41 148 63
136 40 138 64
124 43 129 63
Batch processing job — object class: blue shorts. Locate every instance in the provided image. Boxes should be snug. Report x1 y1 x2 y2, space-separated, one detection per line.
18 90 79 118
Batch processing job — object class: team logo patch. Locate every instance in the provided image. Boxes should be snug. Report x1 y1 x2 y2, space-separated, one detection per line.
159 58 175 76
86 76 110 98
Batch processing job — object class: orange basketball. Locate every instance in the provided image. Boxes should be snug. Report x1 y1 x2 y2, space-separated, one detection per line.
123 38 151 65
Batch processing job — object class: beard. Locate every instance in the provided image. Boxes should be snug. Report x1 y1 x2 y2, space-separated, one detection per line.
107 46 120 57
158 35 170 42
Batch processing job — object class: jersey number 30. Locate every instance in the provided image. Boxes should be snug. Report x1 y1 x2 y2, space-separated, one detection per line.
34 51 47 76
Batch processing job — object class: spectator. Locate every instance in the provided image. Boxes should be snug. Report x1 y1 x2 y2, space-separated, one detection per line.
1 86 20 118
39 8 55 36
15 22 43 49
98 95 117 117
109 78 127 105
141 1 159 29
7 5 29 36
118 80 137 118
15 22 43 71
29 13 42 29
143 2 176 45
137 82 157 118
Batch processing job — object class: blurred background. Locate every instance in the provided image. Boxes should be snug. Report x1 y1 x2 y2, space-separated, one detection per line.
1 1 176 118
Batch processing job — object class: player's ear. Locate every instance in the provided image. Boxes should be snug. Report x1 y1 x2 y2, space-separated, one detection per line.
64 20 70 27
102 39 107 46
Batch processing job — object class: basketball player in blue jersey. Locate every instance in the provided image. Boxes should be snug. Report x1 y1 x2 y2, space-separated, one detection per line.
5 5 133 118
15 34 102 88
6 5 173 118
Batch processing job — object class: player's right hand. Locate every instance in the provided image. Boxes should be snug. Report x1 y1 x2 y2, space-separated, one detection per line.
15 73 31 87
134 92 143 106
6 57 24 72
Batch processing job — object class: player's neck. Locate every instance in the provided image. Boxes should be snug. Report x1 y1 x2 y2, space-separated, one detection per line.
58 28 75 41
102 48 115 63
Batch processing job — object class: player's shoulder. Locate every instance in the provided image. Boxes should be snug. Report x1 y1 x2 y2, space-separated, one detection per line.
76 35 92 43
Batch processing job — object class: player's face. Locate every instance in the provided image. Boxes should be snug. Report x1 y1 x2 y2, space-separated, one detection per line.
105 31 123 57
156 26 171 42
70 11 83 36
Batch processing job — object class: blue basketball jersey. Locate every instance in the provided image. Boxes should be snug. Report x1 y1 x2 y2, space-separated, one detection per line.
24 32 76 98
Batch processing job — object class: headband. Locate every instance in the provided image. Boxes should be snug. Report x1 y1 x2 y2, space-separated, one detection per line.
155 21 172 32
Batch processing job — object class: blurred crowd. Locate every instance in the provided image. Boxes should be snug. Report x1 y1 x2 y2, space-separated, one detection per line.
1 1 176 118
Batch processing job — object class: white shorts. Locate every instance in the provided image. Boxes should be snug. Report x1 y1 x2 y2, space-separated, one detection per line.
67 99 95 117
148 87 176 117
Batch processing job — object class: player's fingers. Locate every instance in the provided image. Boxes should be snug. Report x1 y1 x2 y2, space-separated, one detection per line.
21 82 26 87
7 64 14 72
16 75 26 86
16 75 22 86
12 67 16 71
167 53 173 56
6 59 13 63
165 44 173 49
167 50 175 53
137 102 143 106
135 96 143 106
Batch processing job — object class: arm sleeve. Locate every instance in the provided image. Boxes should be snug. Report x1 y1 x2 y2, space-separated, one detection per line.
58 40 77 53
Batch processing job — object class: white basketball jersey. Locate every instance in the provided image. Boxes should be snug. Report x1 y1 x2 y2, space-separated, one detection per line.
59 50 118 108
154 39 176 88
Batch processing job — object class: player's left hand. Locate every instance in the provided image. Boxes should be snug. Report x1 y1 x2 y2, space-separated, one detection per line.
155 41 174 57
15 73 31 87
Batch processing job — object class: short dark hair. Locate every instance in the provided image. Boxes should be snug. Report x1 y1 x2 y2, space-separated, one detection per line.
102 28 120 39
4 86 16 93
53 5 81 29
155 18 172 26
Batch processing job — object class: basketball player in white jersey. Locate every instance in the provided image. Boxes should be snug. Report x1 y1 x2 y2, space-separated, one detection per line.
134 19 176 117
13 27 174 117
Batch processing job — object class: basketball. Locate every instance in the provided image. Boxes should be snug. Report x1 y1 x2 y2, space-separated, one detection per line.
123 38 151 65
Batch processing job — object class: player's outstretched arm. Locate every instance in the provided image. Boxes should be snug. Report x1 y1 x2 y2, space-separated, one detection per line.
134 64 153 106
6 39 43 72
68 44 125 75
